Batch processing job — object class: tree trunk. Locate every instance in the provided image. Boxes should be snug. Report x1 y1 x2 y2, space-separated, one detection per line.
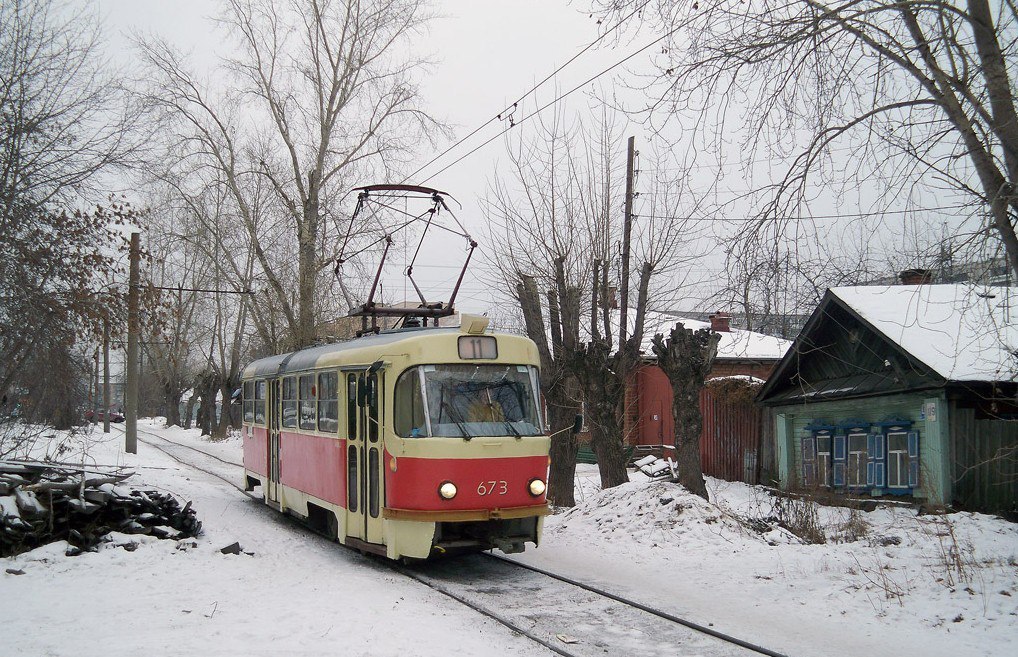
182 394 196 430
571 341 629 489
545 381 580 506
163 390 182 428
651 324 720 501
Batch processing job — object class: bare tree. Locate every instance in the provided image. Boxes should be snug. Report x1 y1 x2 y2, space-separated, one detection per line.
1 0 138 436
135 0 441 351
651 323 720 500
485 108 698 493
597 0 1018 284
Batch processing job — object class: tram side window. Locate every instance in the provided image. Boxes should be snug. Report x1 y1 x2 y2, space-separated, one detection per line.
318 372 338 433
281 377 298 429
299 374 316 431
394 368 427 437
254 380 266 424
347 373 357 437
243 381 254 423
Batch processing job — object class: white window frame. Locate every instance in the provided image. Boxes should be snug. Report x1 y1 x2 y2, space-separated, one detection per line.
847 432 868 487
886 431 910 489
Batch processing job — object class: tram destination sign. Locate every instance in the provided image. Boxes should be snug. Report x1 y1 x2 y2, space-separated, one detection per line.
458 336 498 359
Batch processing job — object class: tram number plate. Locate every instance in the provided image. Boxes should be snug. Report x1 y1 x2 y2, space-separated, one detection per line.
477 480 508 496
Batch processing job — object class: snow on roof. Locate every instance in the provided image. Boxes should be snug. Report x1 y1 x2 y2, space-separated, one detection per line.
641 311 792 361
830 284 1018 382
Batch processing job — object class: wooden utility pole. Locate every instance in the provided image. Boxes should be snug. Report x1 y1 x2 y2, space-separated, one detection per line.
125 232 140 454
103 318 111 434
619 136 636 347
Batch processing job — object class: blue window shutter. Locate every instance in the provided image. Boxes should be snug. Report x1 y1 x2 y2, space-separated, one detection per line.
866 434 876 486
802 437 816 485
874 434 886 488
907 431 920 487
833 435 846 486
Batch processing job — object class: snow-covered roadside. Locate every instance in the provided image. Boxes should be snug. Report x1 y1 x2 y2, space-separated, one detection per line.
515 465 1018 657
3 422 1016 656
1 422 546 657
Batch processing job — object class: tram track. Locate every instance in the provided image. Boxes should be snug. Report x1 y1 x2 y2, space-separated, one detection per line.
132 427 789 657
400 553 789 657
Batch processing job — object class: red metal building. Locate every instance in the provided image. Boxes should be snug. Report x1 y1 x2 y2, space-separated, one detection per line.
628 312 791 483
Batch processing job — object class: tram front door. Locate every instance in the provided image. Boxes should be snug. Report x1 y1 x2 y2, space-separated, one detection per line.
344 370 384 547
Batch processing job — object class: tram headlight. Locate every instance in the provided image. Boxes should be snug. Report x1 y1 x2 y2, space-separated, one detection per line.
438 481 458 500
528 478 546 497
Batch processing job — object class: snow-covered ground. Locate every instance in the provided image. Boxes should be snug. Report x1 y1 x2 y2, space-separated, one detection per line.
3 421 1016 656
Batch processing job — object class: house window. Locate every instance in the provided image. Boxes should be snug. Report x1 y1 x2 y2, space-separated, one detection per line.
299 374 316 431
281 377 298 429
886 431 920 489
816 434 832 487
847 433 867 487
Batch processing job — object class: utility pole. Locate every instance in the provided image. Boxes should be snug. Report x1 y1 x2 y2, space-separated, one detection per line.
103 317 111 434
92 347 99 421
125 232 140 454
619 135 636 348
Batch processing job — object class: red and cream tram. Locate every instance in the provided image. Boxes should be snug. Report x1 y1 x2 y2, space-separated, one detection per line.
240 315 550 560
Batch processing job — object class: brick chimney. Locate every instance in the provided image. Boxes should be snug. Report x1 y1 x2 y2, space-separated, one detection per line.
709 311 731 332
899 268 933 285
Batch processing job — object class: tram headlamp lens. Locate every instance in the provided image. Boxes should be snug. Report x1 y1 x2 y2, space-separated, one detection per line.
528 478 546 497
438 481 458 499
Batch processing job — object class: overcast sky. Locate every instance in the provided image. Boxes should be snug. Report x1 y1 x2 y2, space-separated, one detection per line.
96 0 661 316
93 1 974 320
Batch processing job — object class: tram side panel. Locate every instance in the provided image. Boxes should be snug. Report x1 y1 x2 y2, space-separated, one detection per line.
278 429 347 508
243 425 269 482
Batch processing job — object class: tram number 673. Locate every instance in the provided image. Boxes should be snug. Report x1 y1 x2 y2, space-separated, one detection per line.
477 480 508 496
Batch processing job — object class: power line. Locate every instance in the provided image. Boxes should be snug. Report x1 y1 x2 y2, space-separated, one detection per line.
416 15 676 185
401 1 651 185
637 204 977 223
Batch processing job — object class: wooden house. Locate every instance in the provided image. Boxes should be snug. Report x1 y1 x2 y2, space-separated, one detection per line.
757 284 1018 514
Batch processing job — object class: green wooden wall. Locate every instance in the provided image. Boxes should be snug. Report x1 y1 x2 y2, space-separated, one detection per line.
771 390 950 505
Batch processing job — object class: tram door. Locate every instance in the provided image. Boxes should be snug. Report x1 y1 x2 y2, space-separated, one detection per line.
344 371 384 545
267 379 282 506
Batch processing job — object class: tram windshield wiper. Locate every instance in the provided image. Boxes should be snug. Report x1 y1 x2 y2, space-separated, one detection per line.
440 398 473 440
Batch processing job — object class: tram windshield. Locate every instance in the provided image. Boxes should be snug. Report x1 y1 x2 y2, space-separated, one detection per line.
394 364 543 438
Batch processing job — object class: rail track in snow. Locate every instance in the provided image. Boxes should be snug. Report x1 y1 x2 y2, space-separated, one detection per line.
134 427 789 657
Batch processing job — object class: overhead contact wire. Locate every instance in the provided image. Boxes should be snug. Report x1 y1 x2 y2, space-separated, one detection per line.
402 0 652 185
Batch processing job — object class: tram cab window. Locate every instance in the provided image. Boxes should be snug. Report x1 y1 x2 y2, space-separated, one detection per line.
254 380 266 425
394 368 427 437
318 372 338 433
299 374 316 430
281 377 298 429
243 381 254 423
421 364 543 438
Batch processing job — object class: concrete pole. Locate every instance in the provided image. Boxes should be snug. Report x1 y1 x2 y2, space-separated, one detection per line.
125 232 140 454
619 135 636 348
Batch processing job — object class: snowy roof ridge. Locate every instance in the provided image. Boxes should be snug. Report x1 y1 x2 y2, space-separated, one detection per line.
829 284 1018 382
640 311 792 361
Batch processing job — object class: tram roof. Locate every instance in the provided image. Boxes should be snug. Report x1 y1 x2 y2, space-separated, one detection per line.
243 326 465 378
